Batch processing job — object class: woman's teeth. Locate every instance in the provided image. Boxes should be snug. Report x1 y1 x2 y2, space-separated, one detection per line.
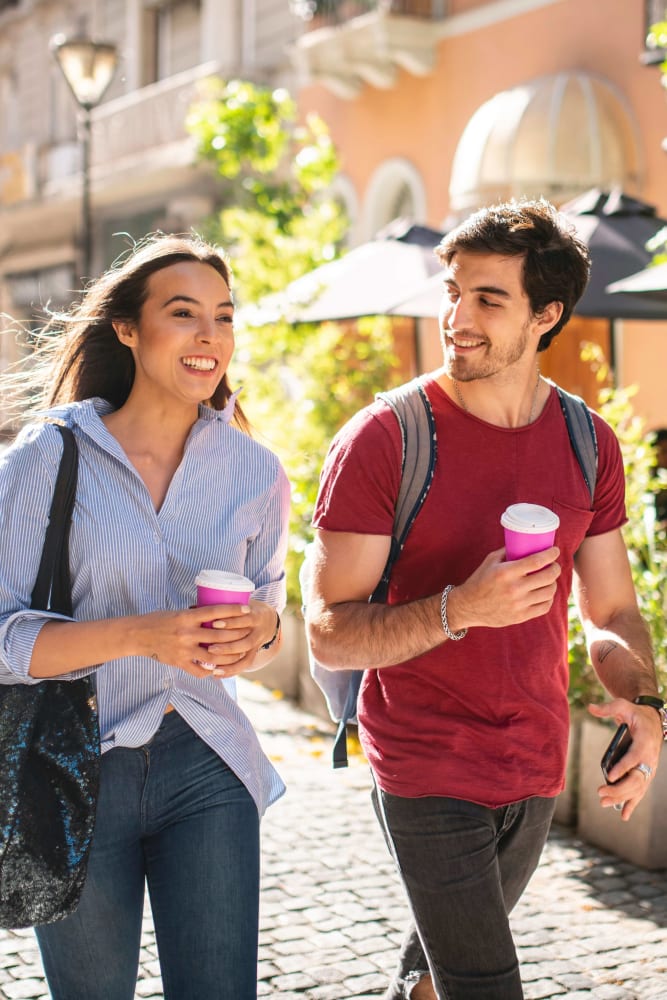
182 357 216 371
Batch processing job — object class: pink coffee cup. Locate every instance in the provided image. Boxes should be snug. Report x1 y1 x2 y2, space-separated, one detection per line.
195 570 255 646
196 570 255 608
500 503 560 561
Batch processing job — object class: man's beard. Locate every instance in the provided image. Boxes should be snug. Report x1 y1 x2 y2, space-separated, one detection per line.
441 323 530 383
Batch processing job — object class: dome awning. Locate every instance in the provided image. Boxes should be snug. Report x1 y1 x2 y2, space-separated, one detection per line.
449 73 642 216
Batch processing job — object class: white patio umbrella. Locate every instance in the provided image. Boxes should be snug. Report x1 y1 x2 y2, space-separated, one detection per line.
238 228 444 326
389 271 445 318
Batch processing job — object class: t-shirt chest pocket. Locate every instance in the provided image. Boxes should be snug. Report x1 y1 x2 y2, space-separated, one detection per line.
551 498 595 560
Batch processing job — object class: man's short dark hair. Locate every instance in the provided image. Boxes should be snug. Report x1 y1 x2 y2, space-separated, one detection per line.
436 199 591 351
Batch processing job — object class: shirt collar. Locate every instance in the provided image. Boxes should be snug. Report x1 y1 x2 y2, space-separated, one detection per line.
43 387 242 432
199 388 242 424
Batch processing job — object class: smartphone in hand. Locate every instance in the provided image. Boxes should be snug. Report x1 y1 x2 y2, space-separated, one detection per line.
601 723 633 784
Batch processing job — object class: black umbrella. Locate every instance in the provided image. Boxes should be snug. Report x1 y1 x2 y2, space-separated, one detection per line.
560 188 667 321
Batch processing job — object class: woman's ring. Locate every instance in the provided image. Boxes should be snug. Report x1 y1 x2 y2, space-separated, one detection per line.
634 762 652 782
193 658 216 671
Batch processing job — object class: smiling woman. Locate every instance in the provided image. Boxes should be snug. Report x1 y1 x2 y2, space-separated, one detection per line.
0 233 290 999
30 234 247 427
102 256 238 501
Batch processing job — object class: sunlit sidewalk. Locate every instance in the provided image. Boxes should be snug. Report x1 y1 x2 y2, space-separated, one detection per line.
1 680 666 999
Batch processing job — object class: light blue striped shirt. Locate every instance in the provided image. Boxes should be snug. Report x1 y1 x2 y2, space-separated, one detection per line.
0 398 290 816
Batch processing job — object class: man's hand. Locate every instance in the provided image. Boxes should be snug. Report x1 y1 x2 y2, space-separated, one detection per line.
589 698 663 821
446 545 561 633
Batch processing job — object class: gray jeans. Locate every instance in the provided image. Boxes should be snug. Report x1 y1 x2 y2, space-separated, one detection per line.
373 785 556 1000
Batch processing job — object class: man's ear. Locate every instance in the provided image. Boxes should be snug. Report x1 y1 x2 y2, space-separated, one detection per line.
112 320 136 347
534 300 563 334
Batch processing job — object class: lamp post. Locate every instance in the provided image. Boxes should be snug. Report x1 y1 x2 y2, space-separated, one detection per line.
50 33 119 281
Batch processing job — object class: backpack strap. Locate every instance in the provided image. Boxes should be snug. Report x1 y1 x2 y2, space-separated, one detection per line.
331 378 437 768
331 671 364 769
373 378 438 602
555 385 598 504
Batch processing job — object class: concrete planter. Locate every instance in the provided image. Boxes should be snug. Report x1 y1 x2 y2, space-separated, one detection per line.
576 715 667 870
552 709 584 827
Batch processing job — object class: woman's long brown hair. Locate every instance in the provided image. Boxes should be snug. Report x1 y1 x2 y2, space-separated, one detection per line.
3 232 250 433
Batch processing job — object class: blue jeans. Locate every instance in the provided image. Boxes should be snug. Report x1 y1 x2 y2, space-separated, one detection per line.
373 786 556 1000
36 711 260 1000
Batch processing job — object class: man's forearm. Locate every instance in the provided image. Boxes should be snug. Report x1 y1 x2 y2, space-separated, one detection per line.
307 593 447 670
308 545 563 670
587 608 659 700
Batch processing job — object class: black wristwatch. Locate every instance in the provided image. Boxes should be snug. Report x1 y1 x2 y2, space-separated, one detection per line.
634 695 667 741
260 612 281 650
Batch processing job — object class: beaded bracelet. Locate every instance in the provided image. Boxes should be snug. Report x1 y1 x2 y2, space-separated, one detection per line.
440 585 468 641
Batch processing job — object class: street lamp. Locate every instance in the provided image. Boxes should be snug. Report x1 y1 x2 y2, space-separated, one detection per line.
50 33 119 281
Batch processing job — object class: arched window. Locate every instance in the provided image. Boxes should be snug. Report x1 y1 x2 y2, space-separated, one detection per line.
330 173 361 245
362 158 427 240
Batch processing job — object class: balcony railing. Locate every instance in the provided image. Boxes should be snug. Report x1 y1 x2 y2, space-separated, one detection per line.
34 60 224 199
290 0 444 26
289 0 444 97
90 61 223 168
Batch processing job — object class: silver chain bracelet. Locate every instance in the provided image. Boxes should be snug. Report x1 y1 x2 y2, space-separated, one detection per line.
440 585 468 641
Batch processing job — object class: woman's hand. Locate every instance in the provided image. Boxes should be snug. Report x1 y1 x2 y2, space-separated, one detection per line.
134 600 279 679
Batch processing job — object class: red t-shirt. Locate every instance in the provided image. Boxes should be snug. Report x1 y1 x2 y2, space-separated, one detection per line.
313 377 627 807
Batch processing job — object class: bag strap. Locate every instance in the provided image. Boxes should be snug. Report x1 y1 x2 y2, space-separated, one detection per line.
30 425 78 616
555 386 598 504
332 379 436 768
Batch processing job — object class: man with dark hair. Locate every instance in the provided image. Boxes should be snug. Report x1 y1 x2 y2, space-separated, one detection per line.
306 199 664 1000
435 199 590 351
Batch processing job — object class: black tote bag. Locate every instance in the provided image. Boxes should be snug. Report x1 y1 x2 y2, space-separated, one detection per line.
0 424 100 928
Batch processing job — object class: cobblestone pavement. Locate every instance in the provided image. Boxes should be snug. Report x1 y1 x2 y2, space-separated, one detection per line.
1 680 667 999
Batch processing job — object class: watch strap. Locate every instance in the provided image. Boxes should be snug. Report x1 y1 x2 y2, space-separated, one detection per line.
634 695 667 742
633 695 665 710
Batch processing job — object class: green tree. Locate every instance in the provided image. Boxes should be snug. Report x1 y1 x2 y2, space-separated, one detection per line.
186 78 345 297
186 79 402 602
567 345 667 708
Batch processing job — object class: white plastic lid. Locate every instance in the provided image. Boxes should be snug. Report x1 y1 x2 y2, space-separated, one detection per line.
500 503 560 534
195 570 255 592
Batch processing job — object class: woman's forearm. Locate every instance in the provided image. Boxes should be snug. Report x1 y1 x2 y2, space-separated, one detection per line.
29 602 283 679
29 616 144 677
